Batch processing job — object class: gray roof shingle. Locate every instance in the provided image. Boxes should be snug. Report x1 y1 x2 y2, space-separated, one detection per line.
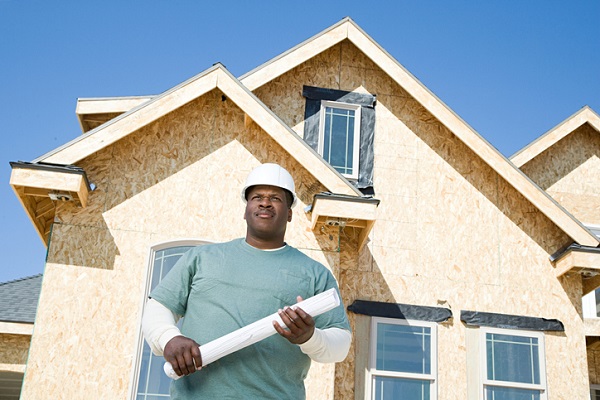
0 274 42 323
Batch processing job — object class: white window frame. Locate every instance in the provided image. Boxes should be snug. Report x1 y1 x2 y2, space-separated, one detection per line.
583 289 600 319
479 327 547 400
367 317 438 400
317 100 361 180
590 383 600 399
129 239 213 400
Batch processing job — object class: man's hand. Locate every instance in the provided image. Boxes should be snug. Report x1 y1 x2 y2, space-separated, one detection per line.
274 296 315 344
163 335 202 377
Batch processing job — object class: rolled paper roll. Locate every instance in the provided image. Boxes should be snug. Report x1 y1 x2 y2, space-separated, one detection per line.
164 288 340 380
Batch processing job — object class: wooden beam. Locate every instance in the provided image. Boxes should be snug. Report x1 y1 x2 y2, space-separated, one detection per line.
23 187 50 197
554 250 600 295
76 96 152 115
10 168 84 194
310 197 378 230
0 321 33 336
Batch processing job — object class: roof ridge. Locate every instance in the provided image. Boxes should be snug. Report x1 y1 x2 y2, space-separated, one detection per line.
0 273 43 286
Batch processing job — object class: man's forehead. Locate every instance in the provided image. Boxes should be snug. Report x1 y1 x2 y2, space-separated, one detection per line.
247 185 286 195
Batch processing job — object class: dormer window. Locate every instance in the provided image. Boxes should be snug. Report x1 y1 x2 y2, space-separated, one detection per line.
318 101 362 179
303 86 376 192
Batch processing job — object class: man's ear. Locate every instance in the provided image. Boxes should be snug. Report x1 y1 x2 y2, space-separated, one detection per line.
287 208 293 222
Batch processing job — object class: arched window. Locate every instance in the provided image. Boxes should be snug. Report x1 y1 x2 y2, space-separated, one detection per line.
132 240 209 399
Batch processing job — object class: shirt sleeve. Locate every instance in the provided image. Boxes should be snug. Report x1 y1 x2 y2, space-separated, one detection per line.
141 298 183 356
298 327 351 363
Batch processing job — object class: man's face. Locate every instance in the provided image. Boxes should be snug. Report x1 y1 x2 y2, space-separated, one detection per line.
244 185 292 244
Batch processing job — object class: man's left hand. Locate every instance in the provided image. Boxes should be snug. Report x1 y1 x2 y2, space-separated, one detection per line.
274 296 315 344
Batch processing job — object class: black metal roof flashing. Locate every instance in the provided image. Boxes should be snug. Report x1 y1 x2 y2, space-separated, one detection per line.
348 299 452 323
10 161 92 191
549 242 600 263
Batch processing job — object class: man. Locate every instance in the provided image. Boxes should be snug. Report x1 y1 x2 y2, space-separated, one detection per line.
142 163 351 399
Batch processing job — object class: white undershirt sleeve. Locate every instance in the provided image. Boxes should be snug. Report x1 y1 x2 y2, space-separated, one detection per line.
143 298 352 363
298 327 352 363
142 298 183 356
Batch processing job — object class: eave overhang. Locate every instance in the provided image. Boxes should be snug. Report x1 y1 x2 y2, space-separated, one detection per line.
511 106 600 168
551 243 600 295
0 321 33 336
310 192 380 250
76 96 153 133
9 162 91 245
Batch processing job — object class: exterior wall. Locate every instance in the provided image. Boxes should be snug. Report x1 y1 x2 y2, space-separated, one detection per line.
519 123 600 225
20 89 340 399
20 39 594 399
255 41 588 399
589 344 600 385
0 334 30 372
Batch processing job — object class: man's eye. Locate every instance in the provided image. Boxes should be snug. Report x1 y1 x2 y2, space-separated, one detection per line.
271 196 282 202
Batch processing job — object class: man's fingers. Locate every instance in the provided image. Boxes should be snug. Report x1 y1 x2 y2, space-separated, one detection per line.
294 307 315 326
191 347 203 371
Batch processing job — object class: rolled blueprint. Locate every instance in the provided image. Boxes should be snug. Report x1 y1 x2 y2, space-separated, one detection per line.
164 288 340 380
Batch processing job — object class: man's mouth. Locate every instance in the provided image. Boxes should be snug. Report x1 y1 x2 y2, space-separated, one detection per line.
256 210 274 218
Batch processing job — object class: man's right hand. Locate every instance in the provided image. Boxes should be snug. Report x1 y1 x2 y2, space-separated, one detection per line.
163 335 203 377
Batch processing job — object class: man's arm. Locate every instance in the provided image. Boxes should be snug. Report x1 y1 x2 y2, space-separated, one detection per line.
299 327 351 363
142 298 202 376
141 298 182 355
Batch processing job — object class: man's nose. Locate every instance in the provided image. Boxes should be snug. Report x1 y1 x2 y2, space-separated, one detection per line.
258 197 273 207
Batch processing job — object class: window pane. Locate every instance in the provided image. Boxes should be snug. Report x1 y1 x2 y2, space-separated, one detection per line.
486 333 540 384
323 106 355 175
485 385 541 400
373 376 430 400
376 323 431 374
136 245 194 397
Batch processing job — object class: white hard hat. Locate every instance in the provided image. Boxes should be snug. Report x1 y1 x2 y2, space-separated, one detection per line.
242 163 297 208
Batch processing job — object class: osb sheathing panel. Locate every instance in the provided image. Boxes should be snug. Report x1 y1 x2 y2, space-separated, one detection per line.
589 346 600 384
22 88 342 399
520 123 600 224
251 41 589 398
0 334 30 372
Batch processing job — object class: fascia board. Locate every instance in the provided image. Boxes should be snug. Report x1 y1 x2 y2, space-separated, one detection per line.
216 68 360 197
0 321 33 335
76 96 154 115
345 23 599 247
511 106 600 167
35 66 221 165
239 18 350 91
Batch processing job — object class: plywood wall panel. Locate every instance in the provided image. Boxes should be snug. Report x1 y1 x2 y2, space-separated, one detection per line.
0 334 30 372
520 123 600 225
22 228 152 399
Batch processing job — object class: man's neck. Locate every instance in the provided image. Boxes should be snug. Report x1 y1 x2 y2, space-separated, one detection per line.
245 236 286 250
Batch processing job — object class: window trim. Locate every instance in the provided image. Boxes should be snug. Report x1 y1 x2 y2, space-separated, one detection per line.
317 100 362 180
129 239 214 400
367 316 438 400
479 327 547 400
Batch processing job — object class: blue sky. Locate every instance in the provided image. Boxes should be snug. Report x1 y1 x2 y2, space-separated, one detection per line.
1 1 599 283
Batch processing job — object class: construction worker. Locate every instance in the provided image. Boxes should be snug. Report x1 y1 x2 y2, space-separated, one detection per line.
142 163 351 399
